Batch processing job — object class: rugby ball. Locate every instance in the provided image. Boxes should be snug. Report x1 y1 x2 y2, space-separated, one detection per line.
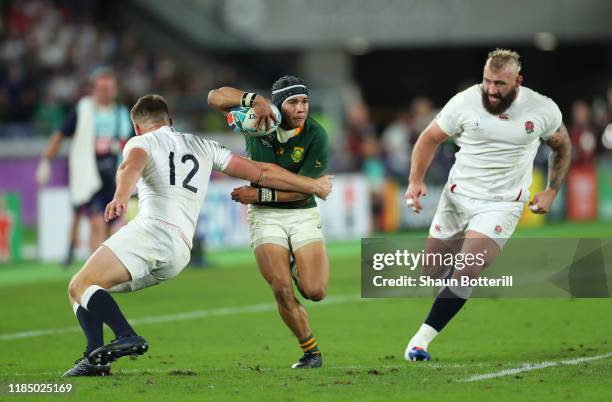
227 105 281 137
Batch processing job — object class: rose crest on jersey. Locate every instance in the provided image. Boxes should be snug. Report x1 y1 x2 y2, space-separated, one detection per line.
291 146 304 163
524 120 535 135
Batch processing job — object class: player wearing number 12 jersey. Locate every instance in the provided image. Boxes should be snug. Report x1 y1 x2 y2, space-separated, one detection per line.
62 95 333 377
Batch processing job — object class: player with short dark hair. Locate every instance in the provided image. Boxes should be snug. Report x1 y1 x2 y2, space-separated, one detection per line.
404 49 572 361
62 94 332 376
130 94 171 123
208 76 331 368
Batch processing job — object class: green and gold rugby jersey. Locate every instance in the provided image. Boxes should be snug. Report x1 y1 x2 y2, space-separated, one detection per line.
245 116 329 209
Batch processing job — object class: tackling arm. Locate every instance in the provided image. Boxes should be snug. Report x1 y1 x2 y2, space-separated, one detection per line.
104 147 148 221
223 157 332 200
274 191 310 202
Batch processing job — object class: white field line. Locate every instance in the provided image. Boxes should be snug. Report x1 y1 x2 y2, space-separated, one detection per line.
462 352 612 382
0 294 363 341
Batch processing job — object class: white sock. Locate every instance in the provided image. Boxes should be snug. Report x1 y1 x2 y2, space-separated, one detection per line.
408 323 439 351
80 285 104 311
449 284 472 299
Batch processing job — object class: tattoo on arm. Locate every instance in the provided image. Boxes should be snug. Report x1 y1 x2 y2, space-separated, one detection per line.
545 123 572 191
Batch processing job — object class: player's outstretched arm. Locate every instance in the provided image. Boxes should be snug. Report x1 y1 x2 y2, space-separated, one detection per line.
104 148 148 222
530 123 572 214
253 160 332 199
405 120 449 213
207 87 277 130
223 156 332 200
207 86 246 112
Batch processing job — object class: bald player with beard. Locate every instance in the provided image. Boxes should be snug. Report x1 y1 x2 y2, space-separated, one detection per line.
403 49 572 361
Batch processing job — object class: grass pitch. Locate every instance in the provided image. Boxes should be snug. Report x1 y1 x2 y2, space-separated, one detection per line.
1 221 611 401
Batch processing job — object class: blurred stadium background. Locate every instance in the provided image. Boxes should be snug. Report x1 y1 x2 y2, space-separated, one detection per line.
1 0 612 264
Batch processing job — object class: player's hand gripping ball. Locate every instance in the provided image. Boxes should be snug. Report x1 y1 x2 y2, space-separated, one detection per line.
227 105 281 137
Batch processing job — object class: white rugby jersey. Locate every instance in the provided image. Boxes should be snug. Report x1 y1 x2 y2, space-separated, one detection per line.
436 84 562 202
122 126 232 246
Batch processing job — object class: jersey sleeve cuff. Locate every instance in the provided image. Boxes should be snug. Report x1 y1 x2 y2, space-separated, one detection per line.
435 118 454 137
219 153 234 172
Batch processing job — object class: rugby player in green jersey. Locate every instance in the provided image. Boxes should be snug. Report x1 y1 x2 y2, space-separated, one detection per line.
208 76 330 368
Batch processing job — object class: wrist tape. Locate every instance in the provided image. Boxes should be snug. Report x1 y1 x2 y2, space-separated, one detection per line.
257 187 277 202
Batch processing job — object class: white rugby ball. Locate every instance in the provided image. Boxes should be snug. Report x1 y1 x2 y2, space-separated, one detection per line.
227 105 281 137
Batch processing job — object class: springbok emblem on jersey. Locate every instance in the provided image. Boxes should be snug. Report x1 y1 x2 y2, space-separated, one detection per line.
291 146 304 163
524 120 535 135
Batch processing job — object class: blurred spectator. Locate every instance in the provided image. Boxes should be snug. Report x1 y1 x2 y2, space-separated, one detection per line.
361 135 385 231
602 87 612 152
33 91 65 134
569 100 597 166
95 26 117 62
2 63 36 121
0 0 208 135
47 65 80 103
405 96 454 184
344 101 376 171
36 68 133 265
0 25 26 62
409 96 436 135
123 54 151 97
380 96 437 185
38 25 69 68
381 110 411 184
0 0 251 138
5 1 33 35
591 97 608 137
602 124 612 153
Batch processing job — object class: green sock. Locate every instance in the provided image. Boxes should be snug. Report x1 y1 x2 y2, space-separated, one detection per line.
299 334 320 355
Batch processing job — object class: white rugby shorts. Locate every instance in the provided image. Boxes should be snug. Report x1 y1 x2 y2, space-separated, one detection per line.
247 206 324 251
104 217 191 292
429 188 524 247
